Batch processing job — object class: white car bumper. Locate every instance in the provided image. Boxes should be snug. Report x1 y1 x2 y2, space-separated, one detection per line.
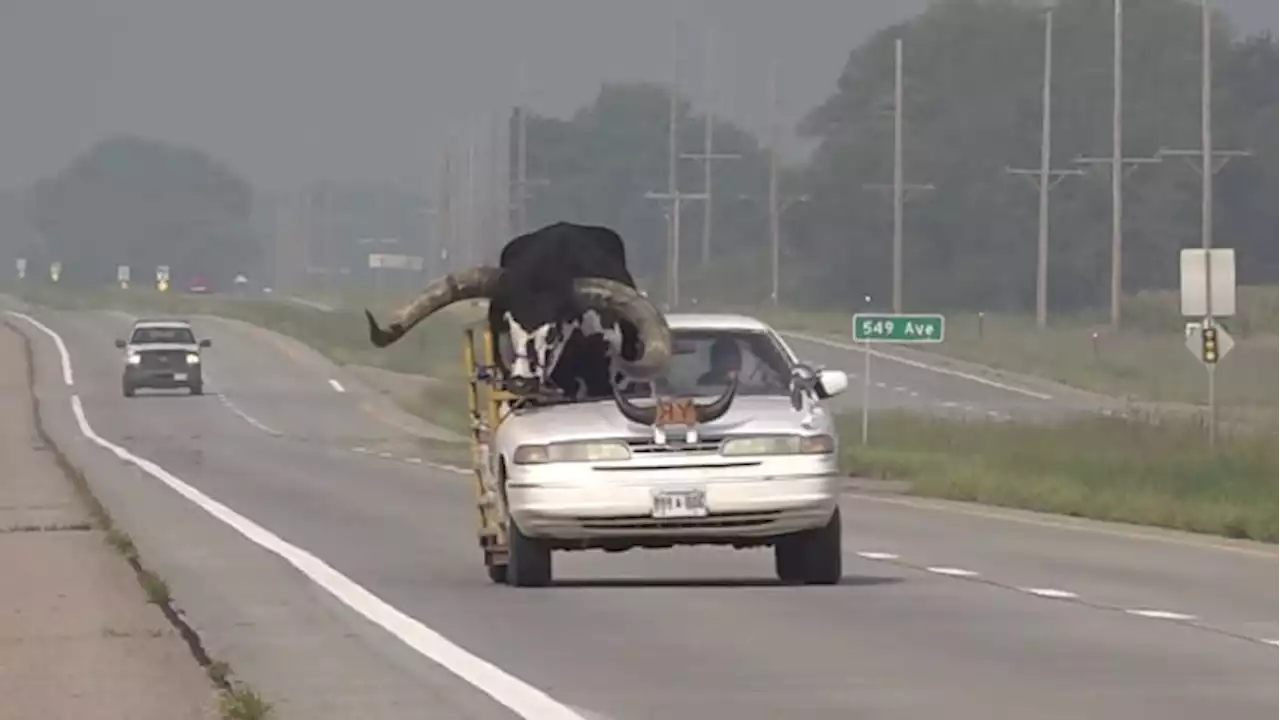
505 462 841 544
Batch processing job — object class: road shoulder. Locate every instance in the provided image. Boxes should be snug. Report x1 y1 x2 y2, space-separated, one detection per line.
0 322 220 720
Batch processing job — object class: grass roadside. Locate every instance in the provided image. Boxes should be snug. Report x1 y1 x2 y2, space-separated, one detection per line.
839 411 1277 543
15 285 1277 543
6 317 273 719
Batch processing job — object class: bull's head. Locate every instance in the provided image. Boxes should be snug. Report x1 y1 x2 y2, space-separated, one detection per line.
364 268 672 392
610 372 740 427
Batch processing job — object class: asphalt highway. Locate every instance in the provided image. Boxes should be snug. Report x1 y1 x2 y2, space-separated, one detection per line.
778 330 1123 422
5 302 1275 720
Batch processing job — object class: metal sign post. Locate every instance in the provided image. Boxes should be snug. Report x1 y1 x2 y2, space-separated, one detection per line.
852 310 946 445
1180 248 1235 447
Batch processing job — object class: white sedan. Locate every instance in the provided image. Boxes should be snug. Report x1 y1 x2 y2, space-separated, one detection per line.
485 313 851 587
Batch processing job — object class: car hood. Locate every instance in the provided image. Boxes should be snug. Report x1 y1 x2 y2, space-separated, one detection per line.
127 343 200 353
499 395 835 444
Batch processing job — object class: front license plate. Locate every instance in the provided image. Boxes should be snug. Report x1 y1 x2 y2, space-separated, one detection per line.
651 489 708 519
174 373 188 381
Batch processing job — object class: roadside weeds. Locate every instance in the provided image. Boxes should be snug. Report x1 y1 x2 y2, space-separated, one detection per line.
8 318 275 720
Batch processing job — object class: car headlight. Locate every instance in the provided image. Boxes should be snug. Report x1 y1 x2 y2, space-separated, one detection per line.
127 354 141 365
186 353 201 364
513 440 631 465
719 434 835 456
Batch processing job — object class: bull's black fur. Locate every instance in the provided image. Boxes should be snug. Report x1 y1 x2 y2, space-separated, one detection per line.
490 221 643 396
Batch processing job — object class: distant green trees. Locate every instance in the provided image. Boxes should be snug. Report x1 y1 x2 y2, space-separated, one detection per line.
525 0 1277 316
23 135 260 287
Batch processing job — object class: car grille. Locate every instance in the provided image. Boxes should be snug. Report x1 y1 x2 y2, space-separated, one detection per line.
624 437 723 455
138 350 189 369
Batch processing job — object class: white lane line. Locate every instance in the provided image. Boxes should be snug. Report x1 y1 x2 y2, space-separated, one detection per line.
7 312 73 385
404 457 423 464
986 410 1003 418
782 331 1054 400
874 381 887 388
378 451 395 459
1021 587 1079 600
205 371 282 437
926 566 979 577
940 401 960 408
329 378 346 393
352 447 370 454
1263 639 1279 647
892 385 908 393
8 311 588 720
856 551 900 560
908 390 919 397
1125 609 1197 621
218 395 282 437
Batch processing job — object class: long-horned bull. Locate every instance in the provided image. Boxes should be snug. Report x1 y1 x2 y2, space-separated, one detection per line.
363 222 680 397
610 372 740 427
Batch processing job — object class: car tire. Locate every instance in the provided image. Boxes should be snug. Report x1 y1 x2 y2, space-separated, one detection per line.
189 382 203 396
505 519 552 587
122 381 135 398
773 506 843 585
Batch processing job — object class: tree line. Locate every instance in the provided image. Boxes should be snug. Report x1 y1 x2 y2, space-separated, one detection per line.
518 0 1277 317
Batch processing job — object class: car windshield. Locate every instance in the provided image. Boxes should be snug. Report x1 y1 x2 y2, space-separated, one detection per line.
130 326 195 344
619 328 793 398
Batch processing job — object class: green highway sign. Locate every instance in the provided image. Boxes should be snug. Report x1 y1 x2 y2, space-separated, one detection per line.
852 313 945 343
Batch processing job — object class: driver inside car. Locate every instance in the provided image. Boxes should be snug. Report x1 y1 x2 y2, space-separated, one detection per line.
697 337 742 386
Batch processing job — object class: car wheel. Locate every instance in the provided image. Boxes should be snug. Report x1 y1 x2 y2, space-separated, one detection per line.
189 382 203 396
122 381 135 398
773 506 843 585
505 519 552 587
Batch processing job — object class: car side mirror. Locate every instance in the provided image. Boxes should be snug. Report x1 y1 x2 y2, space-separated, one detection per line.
199 339 212 348
115 339 126 349
816 369 849 399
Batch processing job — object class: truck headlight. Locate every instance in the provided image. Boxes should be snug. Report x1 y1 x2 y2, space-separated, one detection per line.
513 440 631 465
127 354 141 365
186 354 201 364
719 434 835 456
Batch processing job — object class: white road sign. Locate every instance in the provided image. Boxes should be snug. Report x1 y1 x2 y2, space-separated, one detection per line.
1180 248 1236 317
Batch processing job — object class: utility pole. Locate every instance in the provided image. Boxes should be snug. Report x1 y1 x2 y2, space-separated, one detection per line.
1004 7 1084 328
643 13 708 309
680 27 740 266
767 59 780 307
1072 0 1161 329
511 64 550 236
1157 0 1250 448
863 38 933 314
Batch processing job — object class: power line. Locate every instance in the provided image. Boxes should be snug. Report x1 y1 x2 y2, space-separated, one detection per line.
680 27 740 266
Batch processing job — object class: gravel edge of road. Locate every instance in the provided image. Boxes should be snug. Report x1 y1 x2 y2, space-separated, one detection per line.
3 317 276 720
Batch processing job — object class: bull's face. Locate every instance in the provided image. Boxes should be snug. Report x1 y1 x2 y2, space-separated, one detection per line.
503 310 567 393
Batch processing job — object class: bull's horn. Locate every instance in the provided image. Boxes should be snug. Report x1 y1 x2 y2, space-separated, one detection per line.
610 383 657 426
365 266 502 348
571 278 672 377
609 373 739 427
694 372 739 424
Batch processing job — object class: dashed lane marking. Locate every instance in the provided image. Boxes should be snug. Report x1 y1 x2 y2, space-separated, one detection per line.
329 378 346 393
1125 609 1197 621
1021 588 1079 600
926 566 979 578
856 551 900 560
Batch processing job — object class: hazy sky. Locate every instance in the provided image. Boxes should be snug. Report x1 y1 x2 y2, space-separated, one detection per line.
1 1 1273 193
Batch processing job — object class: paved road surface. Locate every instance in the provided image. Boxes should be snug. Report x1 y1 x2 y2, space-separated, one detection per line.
5 302 1275 720
0 322 218 719
779 330 1126 422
